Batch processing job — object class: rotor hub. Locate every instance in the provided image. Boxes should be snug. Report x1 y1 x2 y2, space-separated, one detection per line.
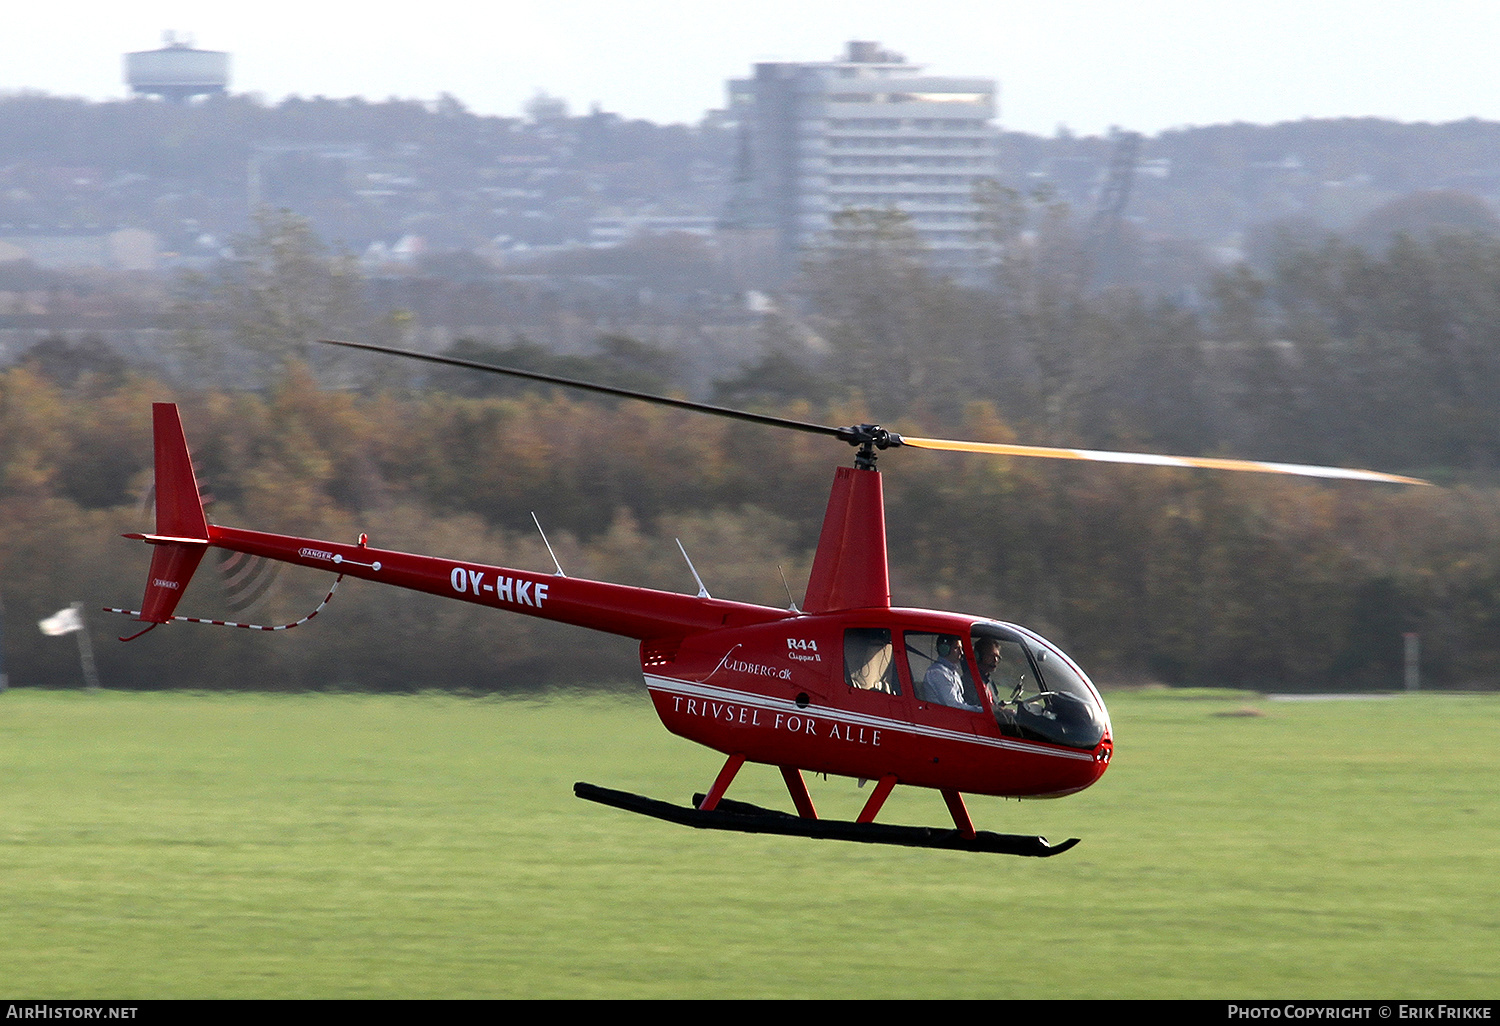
835 424 906 469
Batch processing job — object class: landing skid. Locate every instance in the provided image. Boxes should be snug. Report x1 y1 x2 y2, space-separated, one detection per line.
573 782 1080 857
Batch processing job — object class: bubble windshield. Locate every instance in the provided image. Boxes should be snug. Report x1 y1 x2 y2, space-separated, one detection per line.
970 623 1110 750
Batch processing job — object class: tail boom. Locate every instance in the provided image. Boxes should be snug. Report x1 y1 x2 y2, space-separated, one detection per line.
122 404 792 643
206 525 791 640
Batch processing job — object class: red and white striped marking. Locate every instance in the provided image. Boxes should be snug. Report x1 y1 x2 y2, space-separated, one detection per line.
107 576 344 631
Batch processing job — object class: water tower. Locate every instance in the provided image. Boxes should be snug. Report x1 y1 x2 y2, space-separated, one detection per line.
124 32 229 103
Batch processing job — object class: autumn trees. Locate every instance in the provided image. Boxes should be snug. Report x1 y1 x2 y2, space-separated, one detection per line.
4 358 1500 692
9 203 1500 690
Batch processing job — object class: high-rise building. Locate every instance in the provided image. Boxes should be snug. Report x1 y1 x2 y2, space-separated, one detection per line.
723 41 1000 270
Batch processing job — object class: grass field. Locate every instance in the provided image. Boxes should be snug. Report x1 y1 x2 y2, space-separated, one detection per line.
1 686 1496 998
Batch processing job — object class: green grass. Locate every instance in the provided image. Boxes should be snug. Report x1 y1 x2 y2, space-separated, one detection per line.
1 687 1496 998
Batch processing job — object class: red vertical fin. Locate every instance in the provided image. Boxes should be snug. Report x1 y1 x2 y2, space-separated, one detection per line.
133 404 211 627
152 402 210 540
802 466 891 614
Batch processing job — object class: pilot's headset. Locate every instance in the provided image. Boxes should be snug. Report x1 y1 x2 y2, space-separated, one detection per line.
936 635 961 659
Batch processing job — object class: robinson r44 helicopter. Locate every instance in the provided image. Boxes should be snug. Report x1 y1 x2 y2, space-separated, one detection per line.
110 339 1427 856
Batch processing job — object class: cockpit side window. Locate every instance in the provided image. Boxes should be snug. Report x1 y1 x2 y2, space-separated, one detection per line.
844 628 899 695
904 632 981 711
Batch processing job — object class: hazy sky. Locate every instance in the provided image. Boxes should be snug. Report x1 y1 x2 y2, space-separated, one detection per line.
5 1 1500 137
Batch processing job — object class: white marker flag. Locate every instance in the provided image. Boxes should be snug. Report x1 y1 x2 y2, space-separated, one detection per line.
39 606 83 636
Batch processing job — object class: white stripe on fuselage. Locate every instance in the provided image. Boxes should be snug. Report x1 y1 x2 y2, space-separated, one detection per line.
643 674 1095 763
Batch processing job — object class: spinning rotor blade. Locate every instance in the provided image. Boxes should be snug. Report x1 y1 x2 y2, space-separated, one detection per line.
324 339 1428 485
899 436 1431 486
320 338 843 440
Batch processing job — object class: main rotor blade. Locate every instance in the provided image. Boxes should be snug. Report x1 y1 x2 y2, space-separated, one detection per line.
323 339 1427 486
899 436 1431 486
320 338 843 439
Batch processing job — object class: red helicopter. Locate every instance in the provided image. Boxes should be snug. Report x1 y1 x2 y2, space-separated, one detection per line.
109 339 1427 856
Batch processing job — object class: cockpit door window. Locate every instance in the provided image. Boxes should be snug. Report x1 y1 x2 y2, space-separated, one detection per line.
903 632 982 711
843 627 899 695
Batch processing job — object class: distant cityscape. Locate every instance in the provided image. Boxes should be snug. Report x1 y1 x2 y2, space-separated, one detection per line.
4 33 1500 387
1 36 1498 282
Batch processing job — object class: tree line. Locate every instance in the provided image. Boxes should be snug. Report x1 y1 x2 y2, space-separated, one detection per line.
804 204 1500 482
7 205 1500 692
2 358 1497 693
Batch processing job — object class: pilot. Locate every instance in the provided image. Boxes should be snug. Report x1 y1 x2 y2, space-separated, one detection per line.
922 635 980 711
973 635 1018 728
975 636 1002 690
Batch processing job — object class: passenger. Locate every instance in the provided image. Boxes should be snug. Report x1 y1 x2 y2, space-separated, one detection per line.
921 634 980 711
